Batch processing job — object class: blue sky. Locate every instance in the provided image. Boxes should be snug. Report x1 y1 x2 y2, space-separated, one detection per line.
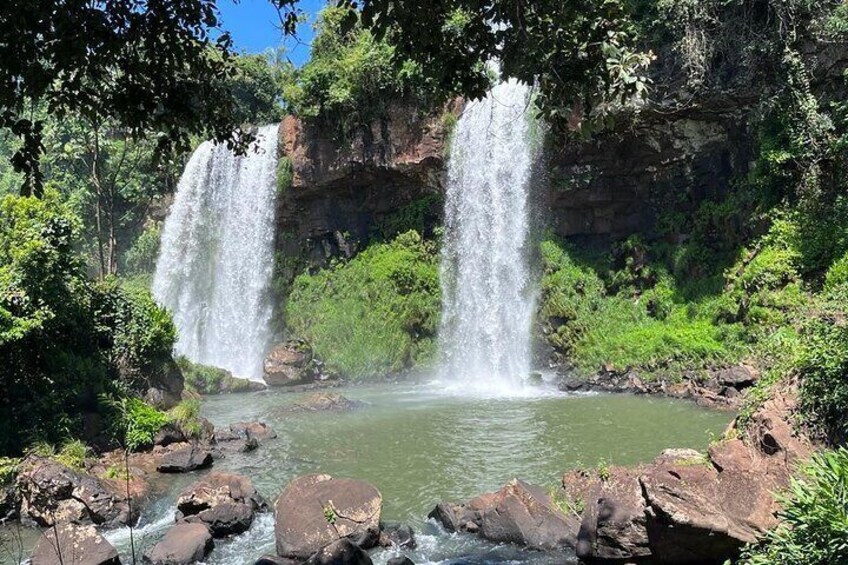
217 0 327 66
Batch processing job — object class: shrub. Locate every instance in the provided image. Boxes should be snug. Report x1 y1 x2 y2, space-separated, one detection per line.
824 250 848 290
738 447 848 565
0 457 20 485
276 156 293 195
798 286 848 442
110 398 170 451
286 230 439 378
168 399 202 438
123 222 161 275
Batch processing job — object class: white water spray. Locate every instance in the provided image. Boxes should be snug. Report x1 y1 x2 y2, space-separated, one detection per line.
438 78 539 393
152 125 279 381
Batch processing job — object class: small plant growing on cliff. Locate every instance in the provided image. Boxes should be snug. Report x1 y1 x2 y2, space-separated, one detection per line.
548 486 585 518
276 155 293 195
323 504 337 525
597 459 611 482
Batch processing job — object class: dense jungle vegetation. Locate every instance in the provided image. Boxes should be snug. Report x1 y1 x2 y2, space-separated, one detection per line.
3 1 848 561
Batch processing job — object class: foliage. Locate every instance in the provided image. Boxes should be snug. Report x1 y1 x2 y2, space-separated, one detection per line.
738 447 848 565
26 439 89 470
0 0 251 195
287 230 439 378
538 238 743 379
277 156 294 195
168 399 203 438
283 6 438 137
124 222 162 276
797 286 848 443
0 457 19 485
0 192 177 455
109 398 170 452
229 51 290 126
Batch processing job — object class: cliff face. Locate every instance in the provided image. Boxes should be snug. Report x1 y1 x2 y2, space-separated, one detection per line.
275 104 451 269
276 97 753 260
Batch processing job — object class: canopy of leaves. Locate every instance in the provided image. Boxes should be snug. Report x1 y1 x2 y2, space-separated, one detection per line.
0 192 176 455
0 0 246 195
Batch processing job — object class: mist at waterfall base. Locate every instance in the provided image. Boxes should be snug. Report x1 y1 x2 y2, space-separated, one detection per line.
152 125 279 381
438 78 540 396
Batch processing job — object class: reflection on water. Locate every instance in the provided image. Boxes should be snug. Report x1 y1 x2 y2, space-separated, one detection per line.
0 383 733 565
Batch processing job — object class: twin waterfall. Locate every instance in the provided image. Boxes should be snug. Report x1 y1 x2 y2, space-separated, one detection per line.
152 125 279 381
438 79 538 393
154 80 538 390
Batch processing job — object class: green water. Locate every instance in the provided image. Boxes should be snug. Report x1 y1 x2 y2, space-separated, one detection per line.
1 384 733 564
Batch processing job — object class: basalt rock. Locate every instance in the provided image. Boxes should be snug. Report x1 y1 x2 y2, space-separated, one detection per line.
274 474 382 559
17 456 138 528
429 478 579 551
31 522 121 565
0 484 18 521
379 524 416 549
176 472 268 537
156 443 214 473
305 538 373 565
568 383 812 565
386 558 415 565
143 522 213 565
264 340 315 386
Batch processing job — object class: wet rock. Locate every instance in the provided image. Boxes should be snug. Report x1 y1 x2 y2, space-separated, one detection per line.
275 474 382 559
143 522 213 565
154 423 187 447
429 479 578 550
156 444 214 473
17 456 137 528
144 361 184 411
571 467 651 563
255 557 300 565
176 472 267 537
0 484 19 521
264 340 314 386
289 393 365 413
227 421 278 441
386 558 415 565
379 524 416 549
305 538 373 565
31 522 121 565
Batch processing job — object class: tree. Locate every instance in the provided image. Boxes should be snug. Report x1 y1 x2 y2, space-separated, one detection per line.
0 0 245 196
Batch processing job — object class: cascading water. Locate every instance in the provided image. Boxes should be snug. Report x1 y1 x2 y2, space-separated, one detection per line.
152 125 279 381
438 78 539 393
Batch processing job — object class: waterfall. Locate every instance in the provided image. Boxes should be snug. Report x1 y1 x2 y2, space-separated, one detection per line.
152 124 279 381
438 78 539 393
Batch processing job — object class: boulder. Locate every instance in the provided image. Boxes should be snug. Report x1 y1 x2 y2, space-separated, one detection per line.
715 366 758 388
264 340 314 386
379 524 416 549
572 467 652 563
156 444 214 473
429 479 578 550
305 539 373 565
153 423 187 447
275 474 382 559
0 484 18 521
386 558 415 565
255 557 300 565
17 456 136 528
289 393 364 413
31 522 121 565
176 472 268 537
217 421 278 442
143 522 213 565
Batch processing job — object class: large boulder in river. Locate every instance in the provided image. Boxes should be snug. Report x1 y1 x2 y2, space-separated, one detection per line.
31 522 121 565
275 474 383 559
176 472 268 537
264 340 314 386
143 522 213 565
17 456 137 528
429 479 578 550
